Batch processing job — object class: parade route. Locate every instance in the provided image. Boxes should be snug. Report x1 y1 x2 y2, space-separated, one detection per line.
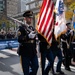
0 49 75 75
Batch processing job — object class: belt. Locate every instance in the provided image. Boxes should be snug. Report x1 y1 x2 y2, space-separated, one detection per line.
73 48 75 49
27 40 34 43
71 42 75 44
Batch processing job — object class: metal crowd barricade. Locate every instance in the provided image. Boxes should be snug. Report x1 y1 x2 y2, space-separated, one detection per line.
0 39 19 50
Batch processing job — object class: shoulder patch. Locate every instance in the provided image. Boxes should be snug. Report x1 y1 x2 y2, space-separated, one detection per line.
18 31 21 36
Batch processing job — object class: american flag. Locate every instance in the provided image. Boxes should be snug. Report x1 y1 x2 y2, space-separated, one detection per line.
54 0 67 39
36 0 54 45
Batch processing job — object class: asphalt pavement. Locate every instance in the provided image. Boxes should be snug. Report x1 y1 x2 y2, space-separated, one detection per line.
0 49 75 75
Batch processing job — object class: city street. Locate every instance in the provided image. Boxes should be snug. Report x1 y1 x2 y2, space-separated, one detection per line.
0 0 75 75
0 49 75 75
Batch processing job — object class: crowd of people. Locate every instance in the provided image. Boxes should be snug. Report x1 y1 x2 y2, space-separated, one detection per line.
0 30 17 39
17 10 75 75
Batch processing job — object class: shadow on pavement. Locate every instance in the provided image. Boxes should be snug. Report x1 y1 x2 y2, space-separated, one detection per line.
0 50 21 75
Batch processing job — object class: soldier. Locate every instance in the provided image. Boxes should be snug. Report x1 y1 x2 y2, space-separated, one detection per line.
45 32 64 75
17 10 39 75
70 32 75 64
61 22 74 71
38 34 55 75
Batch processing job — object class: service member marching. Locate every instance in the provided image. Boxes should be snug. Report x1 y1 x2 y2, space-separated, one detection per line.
17 10 39 75
61 22 74 71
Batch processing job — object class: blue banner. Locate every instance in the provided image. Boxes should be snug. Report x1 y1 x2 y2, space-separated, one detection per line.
73 22 75 29
0 39 19 50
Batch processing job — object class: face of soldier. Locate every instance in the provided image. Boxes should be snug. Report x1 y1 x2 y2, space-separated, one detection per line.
67 25 71 30
24 17 32 25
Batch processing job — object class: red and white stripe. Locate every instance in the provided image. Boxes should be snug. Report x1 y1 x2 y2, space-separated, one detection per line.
37 0 54 45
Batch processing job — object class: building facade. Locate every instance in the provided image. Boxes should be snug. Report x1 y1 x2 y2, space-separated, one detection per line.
0 0 7 19
12 0 56 20
7 0 21 17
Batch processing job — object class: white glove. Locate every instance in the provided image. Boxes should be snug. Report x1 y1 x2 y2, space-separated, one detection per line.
28 31 36 39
